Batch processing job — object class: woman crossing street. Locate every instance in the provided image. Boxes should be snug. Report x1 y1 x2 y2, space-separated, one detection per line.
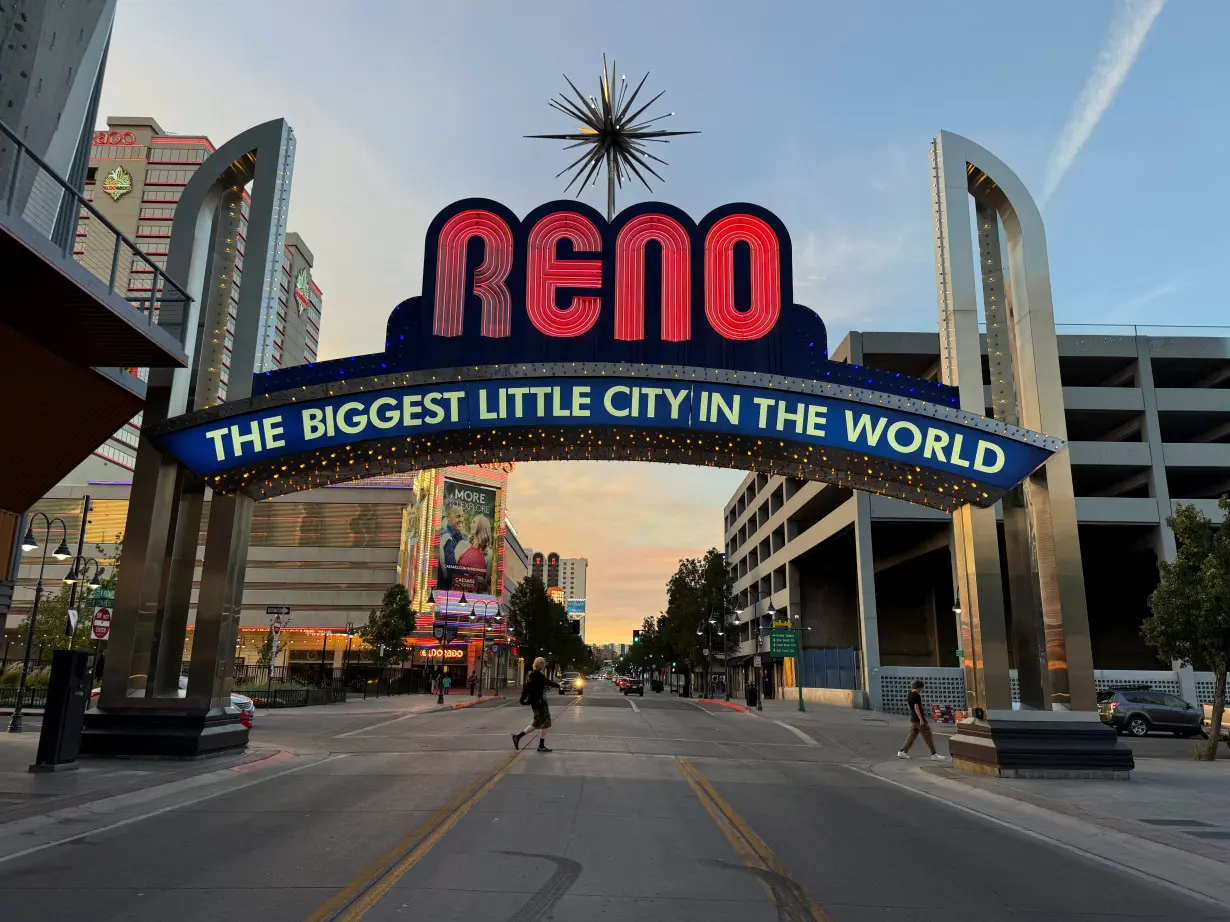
513 657 560 753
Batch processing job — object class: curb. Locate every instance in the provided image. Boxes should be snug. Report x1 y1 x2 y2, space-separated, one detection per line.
445 695 504 712
696 698 748 713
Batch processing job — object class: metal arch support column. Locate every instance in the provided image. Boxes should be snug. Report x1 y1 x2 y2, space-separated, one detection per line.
931 136 1011 715
931 129 1130 776
85 120 296 756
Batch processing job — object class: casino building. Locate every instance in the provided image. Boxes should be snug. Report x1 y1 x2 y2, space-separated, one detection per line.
12 466 523 682
726 329 1230 713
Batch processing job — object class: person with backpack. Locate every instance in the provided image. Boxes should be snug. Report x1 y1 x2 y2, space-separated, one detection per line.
898 679 945 760
512 657 560 753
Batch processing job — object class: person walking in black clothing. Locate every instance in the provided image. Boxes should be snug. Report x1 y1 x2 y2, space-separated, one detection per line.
898 679 945 760
513 657 559 752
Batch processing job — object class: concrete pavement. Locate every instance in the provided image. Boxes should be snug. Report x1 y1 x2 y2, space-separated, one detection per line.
0 680 1223 919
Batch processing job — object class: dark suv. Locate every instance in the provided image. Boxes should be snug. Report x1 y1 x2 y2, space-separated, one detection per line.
622 678 645 697
1097 685 1203 738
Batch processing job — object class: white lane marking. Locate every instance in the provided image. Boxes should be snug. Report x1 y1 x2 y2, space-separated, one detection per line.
627 697 640 713
774 720 819 747
332 710 427 738
0 753 347 866
844 764 1230 912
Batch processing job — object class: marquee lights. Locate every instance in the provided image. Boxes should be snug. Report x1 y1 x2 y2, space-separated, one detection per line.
615 214 690 342
434 209 514 338
525 211 604 337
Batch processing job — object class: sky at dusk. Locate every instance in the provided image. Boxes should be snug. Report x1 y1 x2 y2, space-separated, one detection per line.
96 1 1228 644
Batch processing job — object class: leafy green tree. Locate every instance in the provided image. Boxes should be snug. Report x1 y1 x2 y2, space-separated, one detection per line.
1142 497 1230 760
661 549 735 696
256 629 277 667
505 576 582 677
359 584 413 667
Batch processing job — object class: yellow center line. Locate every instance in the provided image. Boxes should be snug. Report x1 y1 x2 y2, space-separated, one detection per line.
677 757 833 922
306 693 583 922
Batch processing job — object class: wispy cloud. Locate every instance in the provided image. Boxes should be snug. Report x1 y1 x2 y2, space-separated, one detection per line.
1042 0 1166 203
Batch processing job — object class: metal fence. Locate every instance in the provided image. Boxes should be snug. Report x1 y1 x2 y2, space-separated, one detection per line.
0 687 48 709
0 118 191 324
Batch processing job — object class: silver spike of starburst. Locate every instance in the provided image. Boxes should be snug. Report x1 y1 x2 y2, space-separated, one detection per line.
526 55 698 220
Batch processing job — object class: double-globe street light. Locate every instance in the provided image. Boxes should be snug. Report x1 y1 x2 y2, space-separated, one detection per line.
62 555 103 652
696 611 730 701
469 599 501 695
428 588 467 704
742 589 776 713
9 513 71 733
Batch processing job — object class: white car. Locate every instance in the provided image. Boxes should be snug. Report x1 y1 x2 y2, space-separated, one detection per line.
89 679 255 723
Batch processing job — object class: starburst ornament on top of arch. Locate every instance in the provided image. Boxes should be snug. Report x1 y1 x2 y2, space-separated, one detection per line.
527 55 698 221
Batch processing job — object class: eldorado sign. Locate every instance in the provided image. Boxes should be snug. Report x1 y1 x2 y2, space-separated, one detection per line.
151 199 1064 510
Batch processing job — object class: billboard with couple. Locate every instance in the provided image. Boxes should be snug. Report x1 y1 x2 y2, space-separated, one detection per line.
435 476 500 595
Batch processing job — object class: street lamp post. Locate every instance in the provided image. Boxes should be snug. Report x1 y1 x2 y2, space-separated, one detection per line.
429 588 467 704
9 513 71 733
62 555 102 652
60 495 93 652
318 629 331 687
470 600 501 695
743 589 774 712
791 612 811 713
716 615 731 702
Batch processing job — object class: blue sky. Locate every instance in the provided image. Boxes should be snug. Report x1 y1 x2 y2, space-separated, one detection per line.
98 0 1226 643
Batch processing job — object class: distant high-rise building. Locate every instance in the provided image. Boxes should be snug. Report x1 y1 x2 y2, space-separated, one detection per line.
559 557 587 601
71 116 322 475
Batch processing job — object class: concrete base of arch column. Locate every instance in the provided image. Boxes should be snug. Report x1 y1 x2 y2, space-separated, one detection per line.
81 707 249 758
948 711 1134 779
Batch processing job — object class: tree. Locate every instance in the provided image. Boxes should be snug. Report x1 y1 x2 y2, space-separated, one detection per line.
1142 496 1230 760
505 576 579 677
661 549 735 697
359 584 413 667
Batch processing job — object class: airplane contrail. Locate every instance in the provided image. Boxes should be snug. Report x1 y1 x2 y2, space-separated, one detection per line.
1042 0 1166 203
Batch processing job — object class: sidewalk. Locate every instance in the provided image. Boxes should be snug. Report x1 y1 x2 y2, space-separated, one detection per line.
0 727 272 828
758 698 1230 907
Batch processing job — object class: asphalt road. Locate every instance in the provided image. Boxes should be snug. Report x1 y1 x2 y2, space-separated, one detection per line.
0 680 1223 921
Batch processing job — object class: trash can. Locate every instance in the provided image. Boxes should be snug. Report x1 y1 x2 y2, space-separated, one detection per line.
745 684 758 707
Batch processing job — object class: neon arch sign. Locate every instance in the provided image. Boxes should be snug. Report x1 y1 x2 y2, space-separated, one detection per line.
150 199 1064 512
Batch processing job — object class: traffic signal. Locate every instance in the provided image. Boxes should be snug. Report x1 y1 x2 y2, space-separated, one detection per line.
632 630 641 643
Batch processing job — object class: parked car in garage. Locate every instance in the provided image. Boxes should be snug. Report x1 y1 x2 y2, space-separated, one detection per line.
1097 685 1202 737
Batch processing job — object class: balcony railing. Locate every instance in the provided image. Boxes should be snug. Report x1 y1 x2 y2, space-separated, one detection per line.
0 119 191 327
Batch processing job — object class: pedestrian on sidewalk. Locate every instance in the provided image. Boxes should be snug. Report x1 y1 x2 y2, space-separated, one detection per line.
468 672 478 696
898 679 945 761
443 673 452 695
513 657 560 753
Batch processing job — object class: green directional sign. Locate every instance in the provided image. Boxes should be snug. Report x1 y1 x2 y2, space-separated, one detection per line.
770 628 798 657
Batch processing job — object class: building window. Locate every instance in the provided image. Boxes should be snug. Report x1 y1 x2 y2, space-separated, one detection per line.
135 223 171 238
142 188 182 203
144 168 194 185
147 147 206 164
